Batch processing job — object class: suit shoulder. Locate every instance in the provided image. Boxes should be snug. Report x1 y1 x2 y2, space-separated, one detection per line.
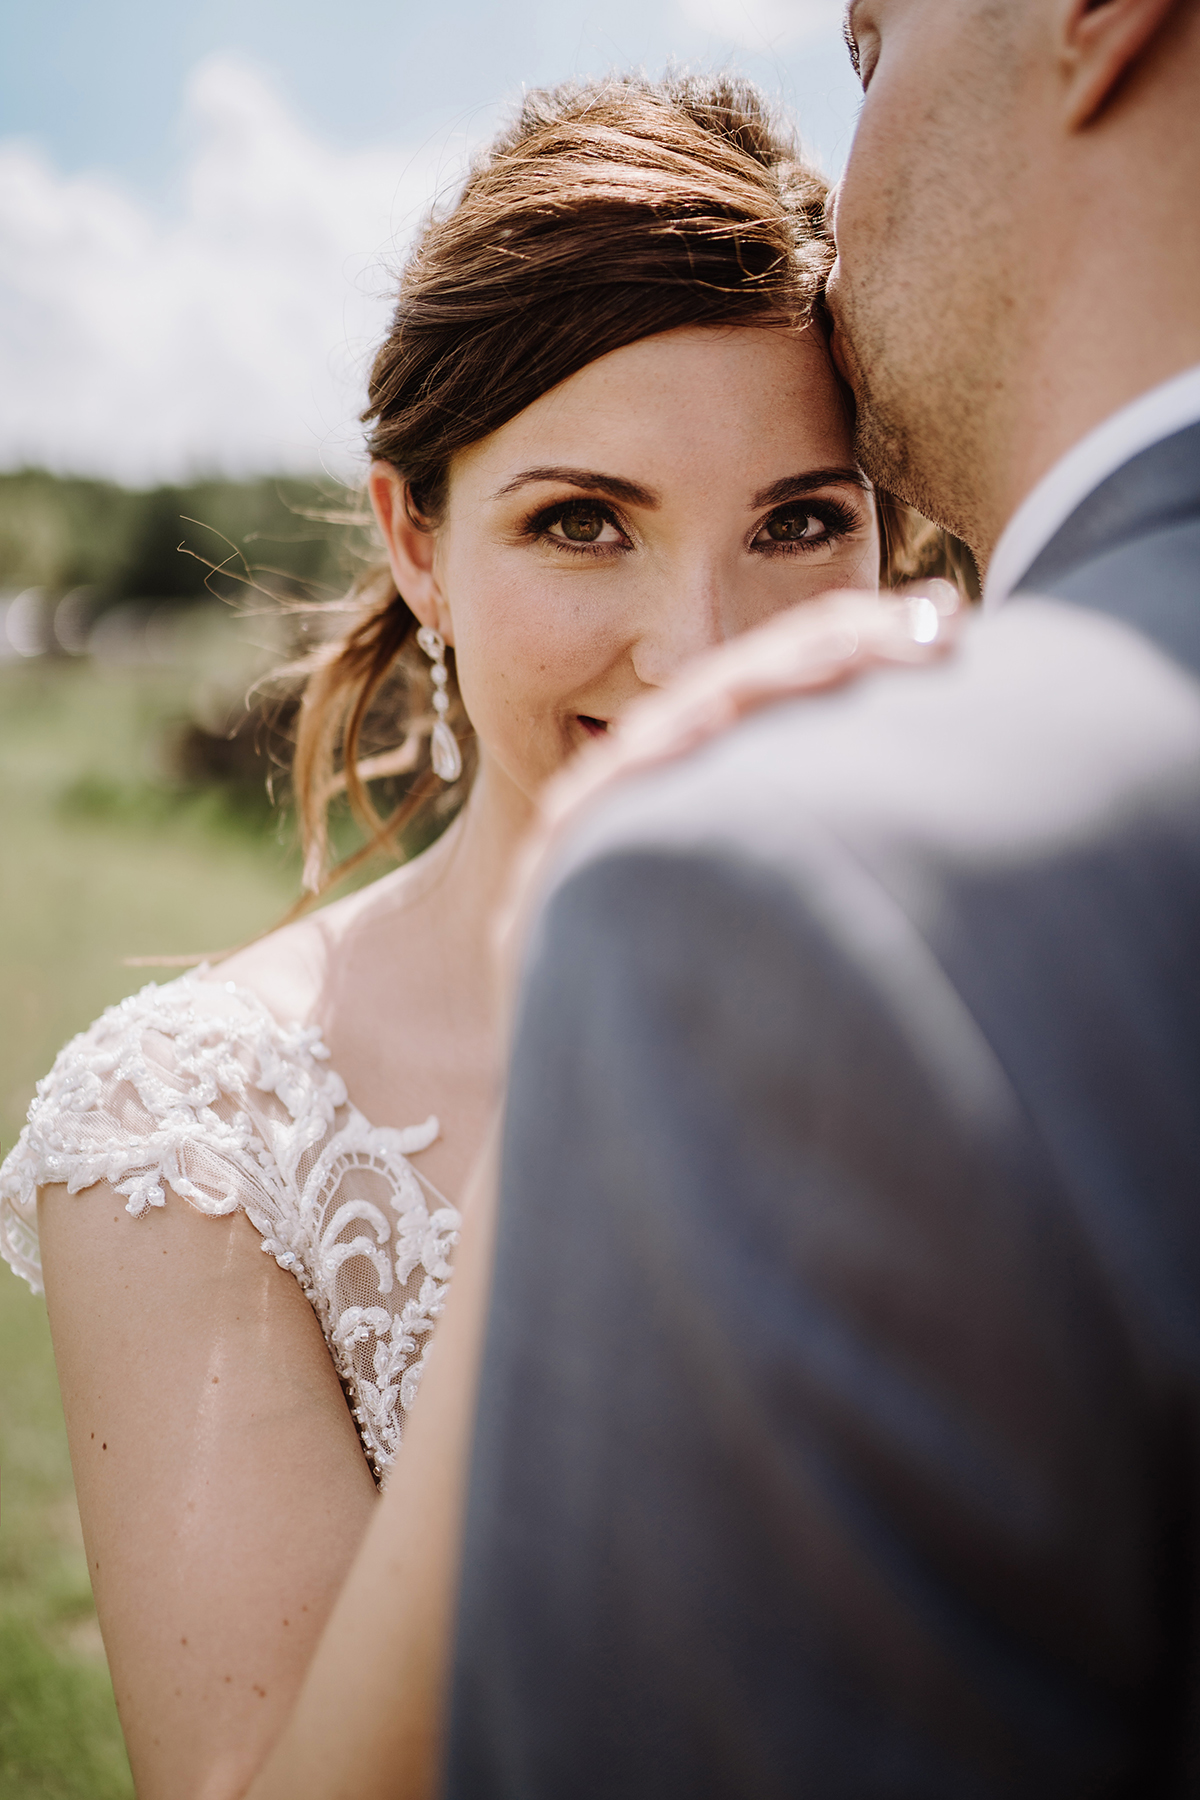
559 598 1200 884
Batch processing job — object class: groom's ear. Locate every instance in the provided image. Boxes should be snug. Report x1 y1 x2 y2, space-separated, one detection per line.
1057 0 1182 130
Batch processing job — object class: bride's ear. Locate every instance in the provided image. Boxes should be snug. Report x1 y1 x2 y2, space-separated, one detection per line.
368 462 454 643
1057 0 1181 131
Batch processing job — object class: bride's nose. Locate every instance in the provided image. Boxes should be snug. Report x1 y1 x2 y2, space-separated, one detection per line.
630 566 731 689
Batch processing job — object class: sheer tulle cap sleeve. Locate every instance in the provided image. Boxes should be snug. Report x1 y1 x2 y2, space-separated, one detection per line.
0 975 459 1478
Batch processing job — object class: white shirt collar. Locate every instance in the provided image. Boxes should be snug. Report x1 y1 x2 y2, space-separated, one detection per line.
983 362 1200 612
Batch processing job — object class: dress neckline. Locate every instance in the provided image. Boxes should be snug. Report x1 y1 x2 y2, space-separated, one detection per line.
189 964 457 1213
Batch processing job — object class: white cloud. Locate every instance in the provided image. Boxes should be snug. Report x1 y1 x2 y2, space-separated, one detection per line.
676 0 844 51
0 58 463 485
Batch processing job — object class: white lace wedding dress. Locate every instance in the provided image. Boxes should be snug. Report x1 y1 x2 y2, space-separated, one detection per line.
0 971 461 1482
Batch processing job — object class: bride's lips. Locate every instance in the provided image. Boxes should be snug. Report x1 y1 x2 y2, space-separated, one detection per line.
576 715 610 738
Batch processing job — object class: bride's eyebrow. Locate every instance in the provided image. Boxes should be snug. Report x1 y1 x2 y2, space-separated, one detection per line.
752 468 871 509
491 466 661 508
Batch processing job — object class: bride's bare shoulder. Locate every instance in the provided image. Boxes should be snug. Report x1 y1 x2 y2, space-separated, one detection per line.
204 858 432 1026
202 915 327 1025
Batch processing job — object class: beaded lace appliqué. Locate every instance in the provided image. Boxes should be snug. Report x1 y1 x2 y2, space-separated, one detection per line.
0 975 460 1481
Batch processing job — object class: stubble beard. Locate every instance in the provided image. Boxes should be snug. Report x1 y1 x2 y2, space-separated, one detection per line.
831 233 989 555
842 296 994 565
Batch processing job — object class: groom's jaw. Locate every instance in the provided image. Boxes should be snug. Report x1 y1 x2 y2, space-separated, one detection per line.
829 0 1036 559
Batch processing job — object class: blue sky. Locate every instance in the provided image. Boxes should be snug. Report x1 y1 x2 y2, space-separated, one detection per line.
0 0 862 482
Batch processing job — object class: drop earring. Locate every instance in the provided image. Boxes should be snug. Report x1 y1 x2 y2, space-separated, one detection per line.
416 626 463 783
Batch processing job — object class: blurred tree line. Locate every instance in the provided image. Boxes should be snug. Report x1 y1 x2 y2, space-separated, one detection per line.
0 470 378 824
0 468 362 609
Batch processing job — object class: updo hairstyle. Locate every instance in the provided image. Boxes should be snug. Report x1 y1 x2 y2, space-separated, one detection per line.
292 75 964 896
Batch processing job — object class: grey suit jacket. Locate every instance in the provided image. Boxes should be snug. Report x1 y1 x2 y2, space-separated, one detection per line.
447 421 1200 1797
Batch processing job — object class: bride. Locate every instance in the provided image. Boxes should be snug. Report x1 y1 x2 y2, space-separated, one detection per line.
1 74 959 1800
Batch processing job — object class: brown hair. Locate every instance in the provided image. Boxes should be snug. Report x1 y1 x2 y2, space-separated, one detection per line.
292 74 968 896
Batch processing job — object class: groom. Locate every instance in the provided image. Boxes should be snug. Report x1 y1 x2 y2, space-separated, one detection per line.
446 0 1200 1792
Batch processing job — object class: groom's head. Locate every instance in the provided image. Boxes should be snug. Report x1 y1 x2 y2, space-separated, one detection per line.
829 0 1200 566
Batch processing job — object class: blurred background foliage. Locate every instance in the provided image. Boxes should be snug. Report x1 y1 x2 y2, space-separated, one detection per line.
0 466 376 806
0 469 352 603
0 468 376 1796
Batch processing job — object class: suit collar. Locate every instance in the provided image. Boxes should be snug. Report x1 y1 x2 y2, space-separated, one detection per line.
1012 420 1200 599
985 364 1200 610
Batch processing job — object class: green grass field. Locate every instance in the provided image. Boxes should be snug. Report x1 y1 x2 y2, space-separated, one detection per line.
0 654 303 1796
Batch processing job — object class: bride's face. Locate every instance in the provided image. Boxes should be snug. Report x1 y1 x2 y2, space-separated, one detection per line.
373 324 879 801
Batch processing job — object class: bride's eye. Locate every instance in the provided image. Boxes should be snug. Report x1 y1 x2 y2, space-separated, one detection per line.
554 502 608 543
530 499 627 552
752 499 857 553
